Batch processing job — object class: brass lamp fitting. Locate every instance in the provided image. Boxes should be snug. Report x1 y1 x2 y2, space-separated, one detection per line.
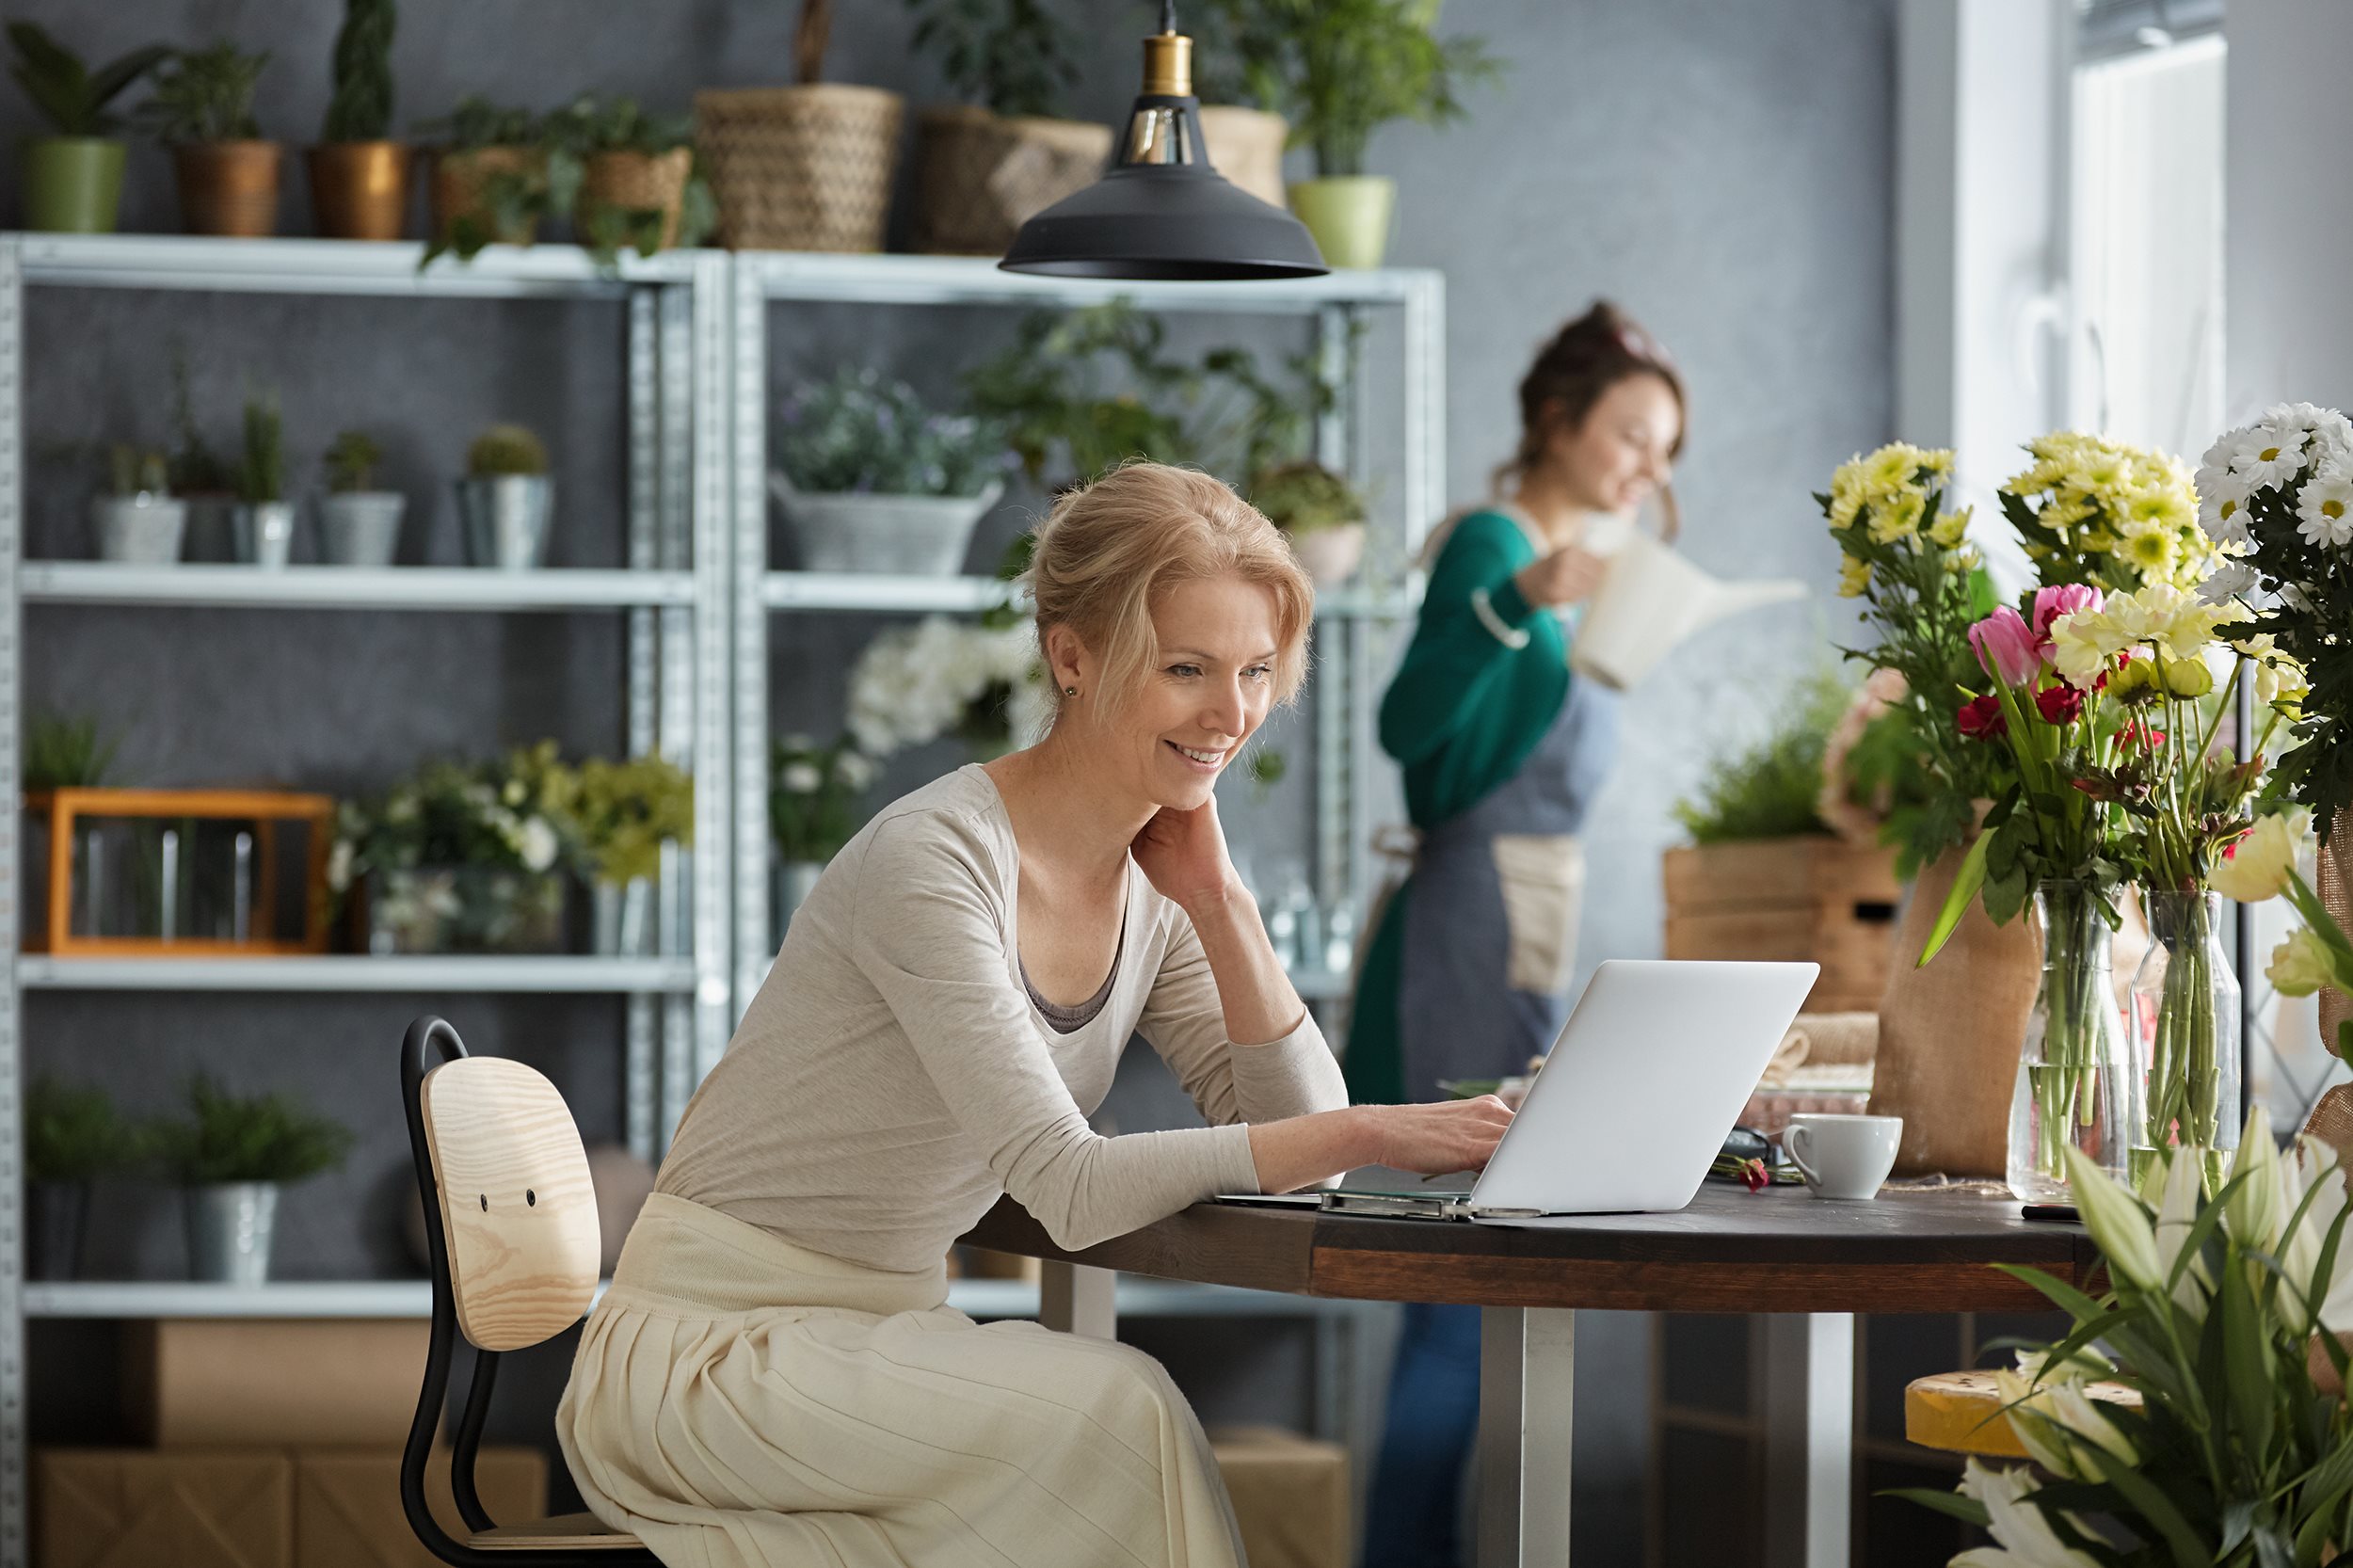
1142 30 1193 98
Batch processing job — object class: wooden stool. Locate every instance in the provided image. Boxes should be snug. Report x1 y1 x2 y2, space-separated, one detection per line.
1903 1369 2142 1459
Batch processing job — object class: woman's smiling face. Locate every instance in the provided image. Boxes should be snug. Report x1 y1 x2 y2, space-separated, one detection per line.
1051 572 1281 810
1545 370 1682 517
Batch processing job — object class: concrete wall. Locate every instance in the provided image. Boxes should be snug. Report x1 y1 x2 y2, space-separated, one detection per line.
8 1 1897 1558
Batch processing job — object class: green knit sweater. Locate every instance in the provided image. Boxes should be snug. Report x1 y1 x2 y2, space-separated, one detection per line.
1344 509 1574 1103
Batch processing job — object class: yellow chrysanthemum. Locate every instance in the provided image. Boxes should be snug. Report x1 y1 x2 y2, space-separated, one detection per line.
2120 523 2180 578
1861 442 1929 498
1866 487 1926 544
1836 554 1871 598
1928 505 1973 550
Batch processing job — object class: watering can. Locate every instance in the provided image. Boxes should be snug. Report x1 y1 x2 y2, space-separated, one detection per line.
1569 526 1808 690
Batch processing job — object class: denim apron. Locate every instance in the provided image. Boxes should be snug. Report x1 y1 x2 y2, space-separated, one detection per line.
1392 616 1621 1099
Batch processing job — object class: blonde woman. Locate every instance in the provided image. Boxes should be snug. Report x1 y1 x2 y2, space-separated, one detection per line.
558 462 1511 1568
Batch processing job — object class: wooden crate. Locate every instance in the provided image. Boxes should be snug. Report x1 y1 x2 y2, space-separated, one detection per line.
1661 837 1902 1012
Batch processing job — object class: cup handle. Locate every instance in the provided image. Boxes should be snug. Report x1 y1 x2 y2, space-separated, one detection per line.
1784 1126 1821 1187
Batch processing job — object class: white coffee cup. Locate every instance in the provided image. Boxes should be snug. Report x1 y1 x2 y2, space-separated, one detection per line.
1782 1113 1902 1201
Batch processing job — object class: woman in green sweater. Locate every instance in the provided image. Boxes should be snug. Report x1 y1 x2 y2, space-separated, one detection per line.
1352 302 1685 1568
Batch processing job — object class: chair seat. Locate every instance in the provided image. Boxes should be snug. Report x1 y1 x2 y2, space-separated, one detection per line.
469 1512 648 1550
1904 1369 2143 1459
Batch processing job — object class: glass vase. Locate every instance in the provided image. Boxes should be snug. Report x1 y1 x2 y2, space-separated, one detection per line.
2127 889 2241 1189
2008 882 2126 1202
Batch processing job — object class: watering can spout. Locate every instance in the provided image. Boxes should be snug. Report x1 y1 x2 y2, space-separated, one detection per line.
1570 530 1812 690
1695 576 1809 628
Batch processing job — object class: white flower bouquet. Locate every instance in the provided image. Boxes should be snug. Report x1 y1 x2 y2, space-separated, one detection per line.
844 615 1049 760
2195 402 2353 830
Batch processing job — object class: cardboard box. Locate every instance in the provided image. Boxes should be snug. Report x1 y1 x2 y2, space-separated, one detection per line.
123 1319 428 1447
36 1448 292 1568
1210 1426 1350 1568
295 1446 548 1568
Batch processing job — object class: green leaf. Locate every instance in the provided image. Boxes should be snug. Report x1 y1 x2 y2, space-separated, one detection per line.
2083 1445 2216 1568
1876 1487 1990 1527
1917 825 1992 967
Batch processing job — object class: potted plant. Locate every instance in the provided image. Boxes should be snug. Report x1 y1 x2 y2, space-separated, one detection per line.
1249 459 1367 586
846 614 1046 762
564 753 695 956
769 367 1012 575
770 734 875 939
1222 0 1499 267
90 443 185 564
416 96 544 260
230 392 294 568
152 1073 351 1287
696 0 904 253
331 744 572 954
456 422 553 568
901 0 1112 254
319 427 404 567
310 0 409 240
1169 1 1289 208
543 95 716 264
24 1075 140 1281
6 23 169 232
963 301 1208 490
24 708 125 938
138 42 280 238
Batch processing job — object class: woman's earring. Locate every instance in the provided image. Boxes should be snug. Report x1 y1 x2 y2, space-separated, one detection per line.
1064 685 1080 698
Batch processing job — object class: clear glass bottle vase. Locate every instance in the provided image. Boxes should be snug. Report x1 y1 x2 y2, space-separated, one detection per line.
2127 888 2241 1189
2009 882 2127 1202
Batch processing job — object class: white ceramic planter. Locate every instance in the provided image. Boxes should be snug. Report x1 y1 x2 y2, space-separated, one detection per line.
1289 520 1366 587
89 494 187 564
770 473 1002 576
321 490 407 567
231 501 297 568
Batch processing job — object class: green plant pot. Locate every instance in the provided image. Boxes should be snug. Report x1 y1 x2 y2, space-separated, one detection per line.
1288 176 1397 270
23 137 127 233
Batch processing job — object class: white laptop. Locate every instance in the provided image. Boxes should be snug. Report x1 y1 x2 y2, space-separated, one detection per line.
1229 958 1817 1220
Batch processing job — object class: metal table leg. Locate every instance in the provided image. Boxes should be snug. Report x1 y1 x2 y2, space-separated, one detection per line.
1039 1260 1117 1340
1478 1305 1576 1566
1761 1312 1854 1568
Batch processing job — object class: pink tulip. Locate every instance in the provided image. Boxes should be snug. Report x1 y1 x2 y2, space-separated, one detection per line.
2031 584 2103 643
1969 607 2042 686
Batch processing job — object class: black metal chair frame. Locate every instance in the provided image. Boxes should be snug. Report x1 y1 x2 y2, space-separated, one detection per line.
400 1015 662 1566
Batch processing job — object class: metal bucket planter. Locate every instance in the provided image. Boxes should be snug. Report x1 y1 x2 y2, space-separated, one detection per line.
186 1181 277 1286
24 137 127 232
321 491 406 566
230 501 297 568
26 1180 88 1281
769 473 1001 576
89 494 187 564
456 475 554 568
309 141 412 240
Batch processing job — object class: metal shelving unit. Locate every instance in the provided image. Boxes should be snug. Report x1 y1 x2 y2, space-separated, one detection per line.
0 237 1445 1562
725 251 1446 1023
0 233 737 1568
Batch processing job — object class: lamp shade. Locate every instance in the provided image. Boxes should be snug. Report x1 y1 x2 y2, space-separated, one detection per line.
1000 97 1328 280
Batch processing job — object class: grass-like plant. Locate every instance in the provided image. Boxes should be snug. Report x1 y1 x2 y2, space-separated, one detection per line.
25 1076 140 1184
1672 671 1851 844
236 392 282 504
107 443 169 499
6 22 170 137
136 42 268 146
151 1073 352 1186
24 708 120 791
321 0 395 143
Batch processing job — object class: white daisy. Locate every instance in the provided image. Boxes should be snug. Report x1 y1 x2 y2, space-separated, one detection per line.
2196 462 2251 542
2198 560 2258 604
2297 468 2353 548
2234 425 2308 491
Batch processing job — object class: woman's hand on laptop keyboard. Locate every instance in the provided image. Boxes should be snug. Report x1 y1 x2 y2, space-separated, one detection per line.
1370 1096 1515 1176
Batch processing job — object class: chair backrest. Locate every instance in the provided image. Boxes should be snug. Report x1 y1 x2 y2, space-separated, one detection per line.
419 1055 600 1352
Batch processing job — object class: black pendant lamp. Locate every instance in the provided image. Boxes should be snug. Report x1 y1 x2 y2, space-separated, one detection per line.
999 2 1328 280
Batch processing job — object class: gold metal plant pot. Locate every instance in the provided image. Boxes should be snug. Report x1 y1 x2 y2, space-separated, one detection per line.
309 141 412 240
174 141 283 238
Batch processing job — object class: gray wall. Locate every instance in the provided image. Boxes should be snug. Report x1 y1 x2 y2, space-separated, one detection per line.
8 1 1897 1560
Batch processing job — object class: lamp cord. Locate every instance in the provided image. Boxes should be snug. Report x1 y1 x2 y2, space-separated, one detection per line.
1160 0 1176 35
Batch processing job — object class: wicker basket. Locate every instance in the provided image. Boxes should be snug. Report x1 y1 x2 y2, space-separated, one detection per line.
696 85 903 252
1196 105 1289 209
910 105 1111 255
578 148 693 249
429 146 545 247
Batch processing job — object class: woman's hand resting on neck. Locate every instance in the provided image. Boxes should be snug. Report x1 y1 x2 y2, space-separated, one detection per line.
1130 794 1243 914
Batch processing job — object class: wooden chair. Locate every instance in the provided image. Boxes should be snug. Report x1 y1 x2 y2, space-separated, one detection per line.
400 1016 661 1565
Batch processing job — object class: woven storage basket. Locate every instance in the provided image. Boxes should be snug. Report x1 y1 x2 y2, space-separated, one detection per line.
696 85 903 252
1196 105 1289 210
429 146 545 246
578 148 693 249
911 105 1111 255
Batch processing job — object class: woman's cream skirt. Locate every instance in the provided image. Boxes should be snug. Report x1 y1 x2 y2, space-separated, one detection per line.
557 1192 1246 1568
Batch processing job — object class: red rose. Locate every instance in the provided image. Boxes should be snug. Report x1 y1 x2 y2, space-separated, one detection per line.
1957 695 2007 740
2034 683 2085 725
2119 722 2167 750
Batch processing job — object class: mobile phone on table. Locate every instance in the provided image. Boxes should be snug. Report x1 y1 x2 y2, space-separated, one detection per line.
2020 1203 2079 1223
